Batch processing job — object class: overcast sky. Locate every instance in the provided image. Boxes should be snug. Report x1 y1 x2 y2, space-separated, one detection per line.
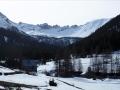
0 0 120 26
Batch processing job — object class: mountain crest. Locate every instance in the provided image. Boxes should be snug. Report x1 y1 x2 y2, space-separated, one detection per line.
0 12 110 38
0 12 7 19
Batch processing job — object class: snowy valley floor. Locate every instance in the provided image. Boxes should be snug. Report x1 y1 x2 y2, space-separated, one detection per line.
0 73 120 90
0 62 120 90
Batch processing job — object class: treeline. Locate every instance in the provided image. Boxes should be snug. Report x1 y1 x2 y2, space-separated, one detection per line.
85 53 120 79
55 55 82 77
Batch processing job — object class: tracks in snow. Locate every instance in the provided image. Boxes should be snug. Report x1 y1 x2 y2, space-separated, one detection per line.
56 79 85 90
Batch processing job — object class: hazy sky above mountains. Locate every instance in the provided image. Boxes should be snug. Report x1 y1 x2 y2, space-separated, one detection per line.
0 0 120 26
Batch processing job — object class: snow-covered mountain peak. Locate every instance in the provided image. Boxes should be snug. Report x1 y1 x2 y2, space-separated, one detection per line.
0 12 110 38
21 18 109 38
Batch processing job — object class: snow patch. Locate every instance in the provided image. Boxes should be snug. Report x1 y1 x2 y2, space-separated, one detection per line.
37 61 55 74
4 36 8 42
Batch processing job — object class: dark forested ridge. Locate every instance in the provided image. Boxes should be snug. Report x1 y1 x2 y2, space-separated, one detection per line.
69 14 120 57
33 35 81 47
0 27 59 60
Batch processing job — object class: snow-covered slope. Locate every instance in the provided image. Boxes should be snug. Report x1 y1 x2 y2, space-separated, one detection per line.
17 19 109 38
71 19 110 37
0 12 110 38
0 12 15 29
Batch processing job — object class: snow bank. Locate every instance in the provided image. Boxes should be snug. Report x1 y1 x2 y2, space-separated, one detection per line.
0 86 5 89
0 66 15 73
37 61 55 73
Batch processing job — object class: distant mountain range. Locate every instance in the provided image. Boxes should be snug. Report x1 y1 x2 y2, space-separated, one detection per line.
0 12 109 38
